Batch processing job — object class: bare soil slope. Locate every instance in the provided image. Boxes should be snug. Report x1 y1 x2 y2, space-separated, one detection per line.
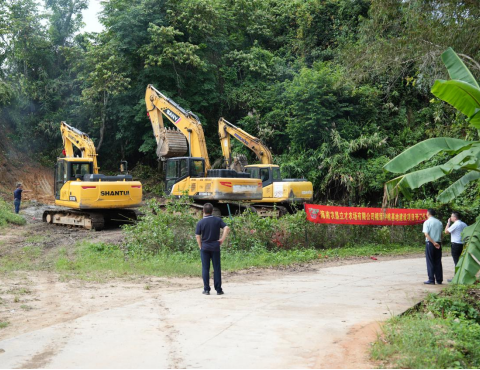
0 128 54 204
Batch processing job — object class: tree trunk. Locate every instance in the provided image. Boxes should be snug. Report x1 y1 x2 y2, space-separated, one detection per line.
96 116 106 153
96 91 108 152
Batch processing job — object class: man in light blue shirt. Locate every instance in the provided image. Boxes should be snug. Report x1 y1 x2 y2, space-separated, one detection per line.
422 209 443 285
445 212 468 267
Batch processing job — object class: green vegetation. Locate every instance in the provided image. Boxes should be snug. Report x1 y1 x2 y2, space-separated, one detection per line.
385 48 480 284
44 200 422 279
50 240 420 279
0 197 25 227
0 0 479 207
372 283 480 368
53 241 319 278
0 321 9 329
124 199 424 253
0 201 425 279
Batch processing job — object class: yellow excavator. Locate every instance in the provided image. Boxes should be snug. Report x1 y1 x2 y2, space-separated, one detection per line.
218 117 313 212
145 85 263 215
42 122 142 230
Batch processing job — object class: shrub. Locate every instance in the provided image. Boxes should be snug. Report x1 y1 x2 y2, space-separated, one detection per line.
0 197 26 227
124 198 424 256
123 197 199 256
373 282 480 368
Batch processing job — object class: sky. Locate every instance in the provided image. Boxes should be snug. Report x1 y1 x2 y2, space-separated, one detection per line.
81 0 104 33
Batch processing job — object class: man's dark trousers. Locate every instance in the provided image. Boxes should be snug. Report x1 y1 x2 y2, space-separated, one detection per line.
451 242 463 266
201 249 221 292
14 199 20 214
426 241 443 283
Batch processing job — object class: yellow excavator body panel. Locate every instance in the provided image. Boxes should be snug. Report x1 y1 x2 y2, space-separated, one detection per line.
244 164 313 204
171 177 263 201
260 181 313 203
56 179 143 210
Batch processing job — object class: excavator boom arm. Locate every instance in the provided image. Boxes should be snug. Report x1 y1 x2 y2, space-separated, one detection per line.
60 121 99 174
218 117 273 167
145 85 211 170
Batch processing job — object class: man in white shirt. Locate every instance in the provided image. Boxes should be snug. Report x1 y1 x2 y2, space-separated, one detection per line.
422 209 444 285
445 212 468 267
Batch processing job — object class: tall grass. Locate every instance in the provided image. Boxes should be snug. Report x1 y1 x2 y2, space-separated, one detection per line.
372 283 480 368
0 197 25 227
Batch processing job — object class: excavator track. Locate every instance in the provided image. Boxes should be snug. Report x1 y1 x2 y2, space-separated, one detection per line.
43 209 137 230
247 205 289 218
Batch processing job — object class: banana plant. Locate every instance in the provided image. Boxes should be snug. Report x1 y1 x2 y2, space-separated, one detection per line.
384 48 480 284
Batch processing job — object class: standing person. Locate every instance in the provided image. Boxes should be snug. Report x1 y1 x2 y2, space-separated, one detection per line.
445 211 468 267
422 209 444 285
13 183 31 214
195 203 230 295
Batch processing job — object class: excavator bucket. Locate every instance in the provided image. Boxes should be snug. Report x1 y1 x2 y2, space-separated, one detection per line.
230 154 248 172
156 128 188 158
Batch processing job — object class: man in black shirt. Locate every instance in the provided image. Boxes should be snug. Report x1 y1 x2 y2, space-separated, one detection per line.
195 203 230 295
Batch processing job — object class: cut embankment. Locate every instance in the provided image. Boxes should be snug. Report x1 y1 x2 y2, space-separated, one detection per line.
0 129 54 204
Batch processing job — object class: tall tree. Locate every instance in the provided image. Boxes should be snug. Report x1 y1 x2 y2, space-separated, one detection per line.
45 0 88 47
75 37 130 152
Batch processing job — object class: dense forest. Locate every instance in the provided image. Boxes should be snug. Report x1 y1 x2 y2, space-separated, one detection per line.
0 0 479 205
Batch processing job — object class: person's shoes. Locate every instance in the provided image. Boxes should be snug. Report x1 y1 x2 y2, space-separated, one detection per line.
202 290 210 295
437 282 443 285
447 279 453 283
424 281 435 285
217 290 224 295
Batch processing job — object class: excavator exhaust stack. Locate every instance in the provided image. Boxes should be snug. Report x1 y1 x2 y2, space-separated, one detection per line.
156 127 188 158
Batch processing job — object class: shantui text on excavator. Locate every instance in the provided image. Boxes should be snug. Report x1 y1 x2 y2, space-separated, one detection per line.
42 122 142 230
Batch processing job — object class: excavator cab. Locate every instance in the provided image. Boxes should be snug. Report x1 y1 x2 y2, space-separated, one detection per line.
54 159 94 200
165 157 205 194
245 165 282 187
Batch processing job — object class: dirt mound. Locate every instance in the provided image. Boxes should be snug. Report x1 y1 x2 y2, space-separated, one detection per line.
0 128 54 204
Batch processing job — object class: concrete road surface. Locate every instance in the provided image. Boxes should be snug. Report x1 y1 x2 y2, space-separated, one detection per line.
0 257 453 369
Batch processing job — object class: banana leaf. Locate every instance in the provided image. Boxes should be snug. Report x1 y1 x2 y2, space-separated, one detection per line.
441 47 479 89
452 219 480 284
437 171 480 203
383 138 473 173
431 79 480 129
385 145 480 199
384 48 480 284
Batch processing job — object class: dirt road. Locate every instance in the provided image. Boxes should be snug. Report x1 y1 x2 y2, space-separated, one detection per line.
0 258 453 369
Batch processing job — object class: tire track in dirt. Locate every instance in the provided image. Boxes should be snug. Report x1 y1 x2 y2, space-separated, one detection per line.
156 298 185 369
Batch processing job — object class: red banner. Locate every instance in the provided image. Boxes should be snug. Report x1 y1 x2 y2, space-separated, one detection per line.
305 204 427 225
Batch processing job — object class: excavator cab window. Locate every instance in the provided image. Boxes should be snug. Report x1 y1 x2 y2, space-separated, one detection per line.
69 162 93 180
54 160 68 200
246 166 275 186
260 168 270 183
246 167 260 180
272 167 282 182
191 160 204 178
165 158 205 194
166 160 179 194
179 160 188 178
